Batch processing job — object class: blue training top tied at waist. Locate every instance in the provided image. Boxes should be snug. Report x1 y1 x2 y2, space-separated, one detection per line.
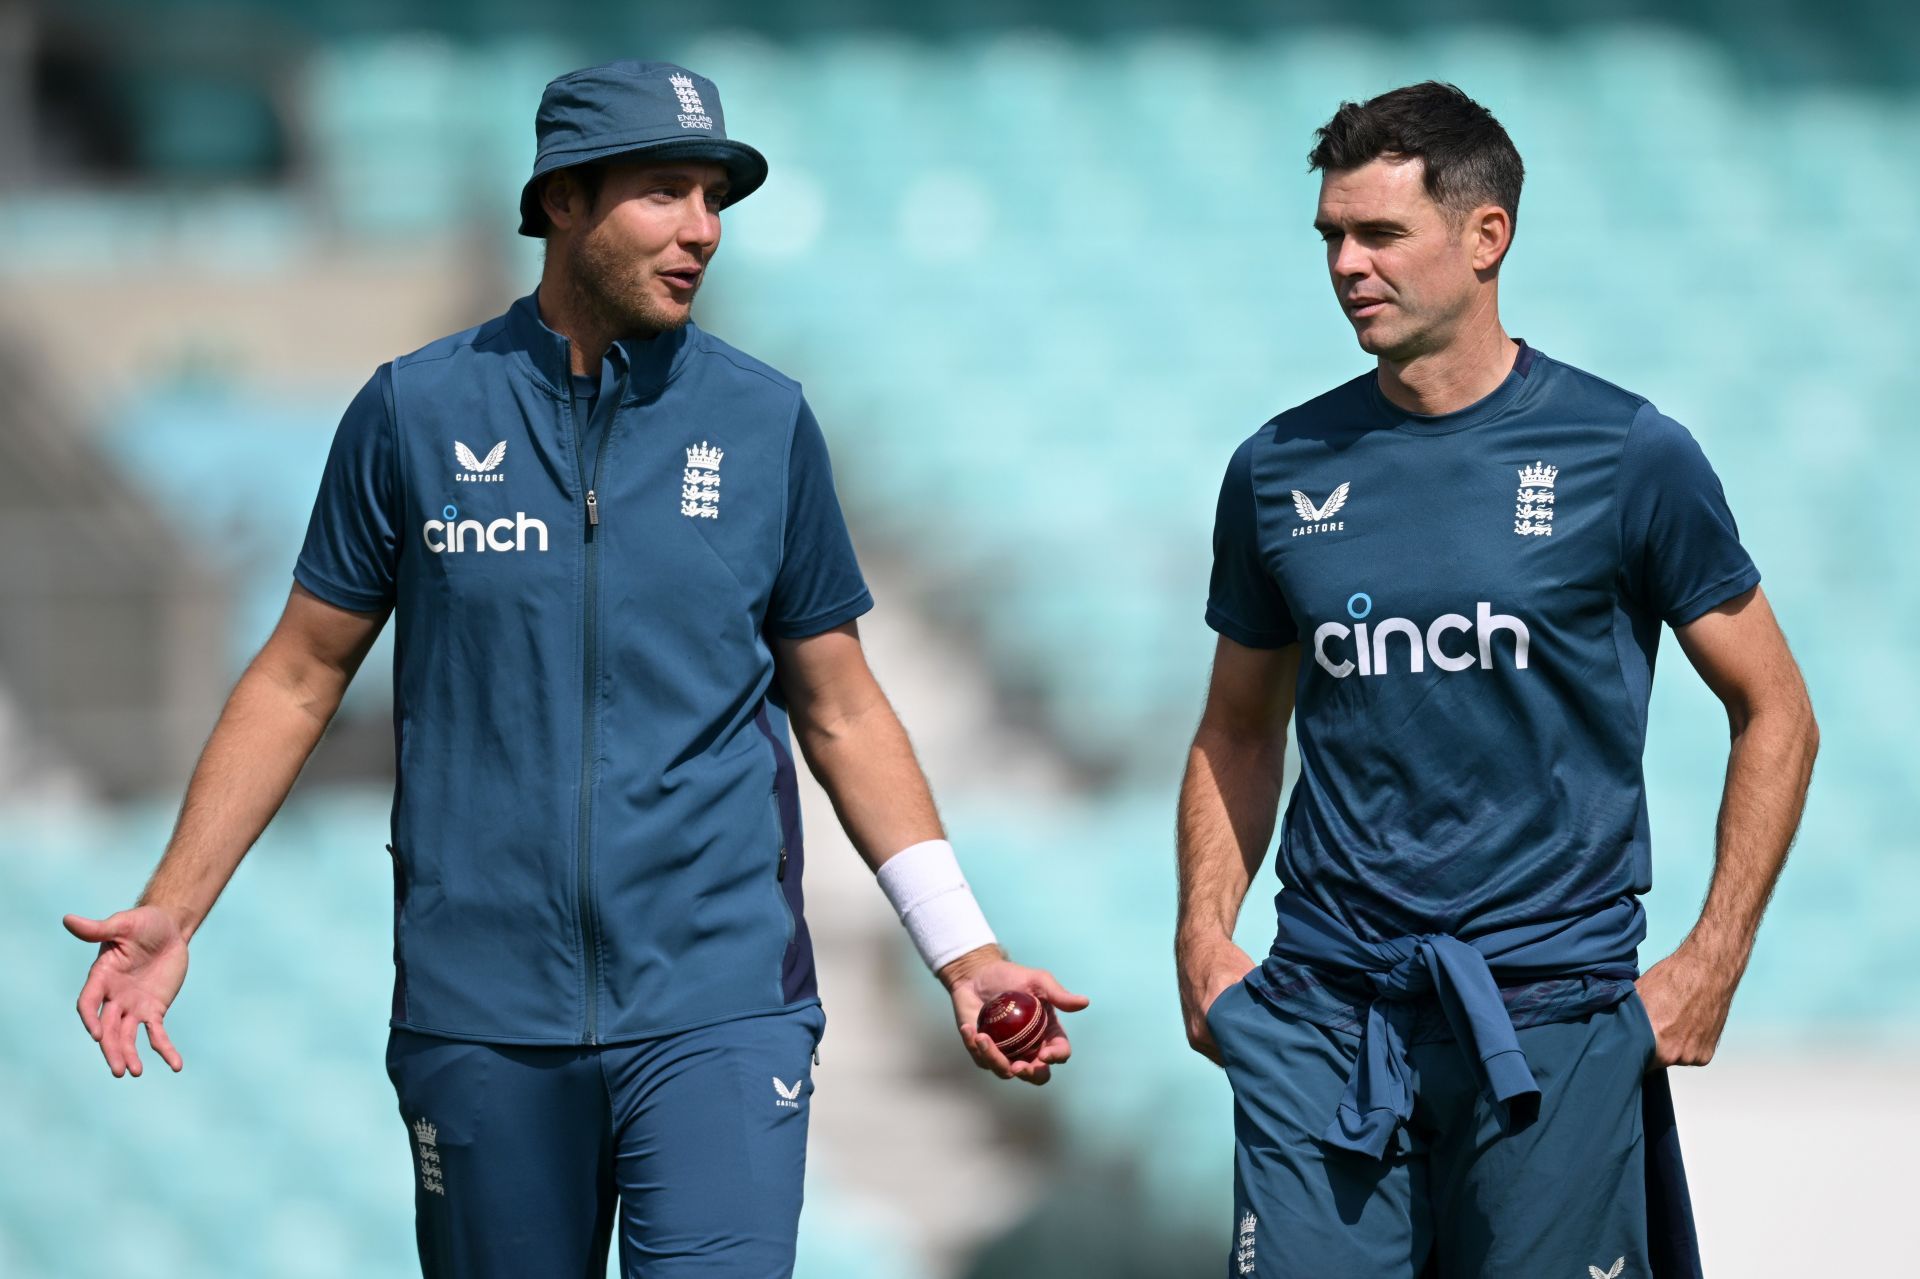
1253 889 1646 1160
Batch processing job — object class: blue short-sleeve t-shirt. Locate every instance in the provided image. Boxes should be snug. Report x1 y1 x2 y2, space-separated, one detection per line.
766 401 873 638
295 366 401 613
1207 341 1759 950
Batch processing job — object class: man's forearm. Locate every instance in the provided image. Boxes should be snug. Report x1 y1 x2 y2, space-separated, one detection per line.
1176 724 1285 948
791 693 943 872
138 652 346 940
1677 700 1819 978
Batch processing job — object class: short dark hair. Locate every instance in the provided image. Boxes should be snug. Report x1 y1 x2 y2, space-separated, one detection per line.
1308 82 1524 227
538 161 609 236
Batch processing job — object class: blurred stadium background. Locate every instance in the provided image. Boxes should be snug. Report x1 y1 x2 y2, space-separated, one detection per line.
2 1 1915 1274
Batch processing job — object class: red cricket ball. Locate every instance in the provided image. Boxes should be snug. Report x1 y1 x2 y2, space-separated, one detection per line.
976 989 1051 1063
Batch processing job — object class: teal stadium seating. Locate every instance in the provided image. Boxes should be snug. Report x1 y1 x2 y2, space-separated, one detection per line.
4 19 1917 1273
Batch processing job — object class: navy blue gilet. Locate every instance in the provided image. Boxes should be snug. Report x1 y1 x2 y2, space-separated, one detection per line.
295 292 872 1045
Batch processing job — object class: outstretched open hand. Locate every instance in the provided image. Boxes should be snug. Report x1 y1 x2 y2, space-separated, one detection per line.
65 907 190 1078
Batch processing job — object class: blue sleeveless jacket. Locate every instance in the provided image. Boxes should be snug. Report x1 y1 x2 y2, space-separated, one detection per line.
294 292 871 1044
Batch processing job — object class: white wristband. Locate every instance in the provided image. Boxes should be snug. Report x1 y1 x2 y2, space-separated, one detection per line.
875 839 998 973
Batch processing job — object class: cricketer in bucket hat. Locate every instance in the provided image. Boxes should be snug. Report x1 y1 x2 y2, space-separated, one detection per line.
517 59 768 236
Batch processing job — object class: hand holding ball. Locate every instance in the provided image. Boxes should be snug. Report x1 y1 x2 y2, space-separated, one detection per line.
976 989 1052 1063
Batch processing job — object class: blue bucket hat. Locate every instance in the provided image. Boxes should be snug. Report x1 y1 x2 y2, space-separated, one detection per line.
517 59 768 237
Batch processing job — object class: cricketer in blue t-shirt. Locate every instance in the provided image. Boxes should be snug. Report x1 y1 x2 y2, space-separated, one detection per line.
1174 83 1818 1279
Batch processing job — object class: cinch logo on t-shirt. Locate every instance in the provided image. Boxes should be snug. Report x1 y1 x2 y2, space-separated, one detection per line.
1312 593 1531 679
422 503 549 553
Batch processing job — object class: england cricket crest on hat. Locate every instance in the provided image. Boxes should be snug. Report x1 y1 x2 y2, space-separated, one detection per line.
670 73 714 131
681 441 723 518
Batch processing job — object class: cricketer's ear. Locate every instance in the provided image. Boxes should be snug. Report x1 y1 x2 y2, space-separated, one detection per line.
540 168 595 236
1467 201 1515 276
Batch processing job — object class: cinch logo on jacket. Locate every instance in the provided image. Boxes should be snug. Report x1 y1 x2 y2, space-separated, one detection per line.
422 504 550 553
1312 594 1531 679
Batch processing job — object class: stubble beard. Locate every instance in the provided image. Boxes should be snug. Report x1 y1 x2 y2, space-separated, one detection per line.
1363 294 1457 365
568 228 698 341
